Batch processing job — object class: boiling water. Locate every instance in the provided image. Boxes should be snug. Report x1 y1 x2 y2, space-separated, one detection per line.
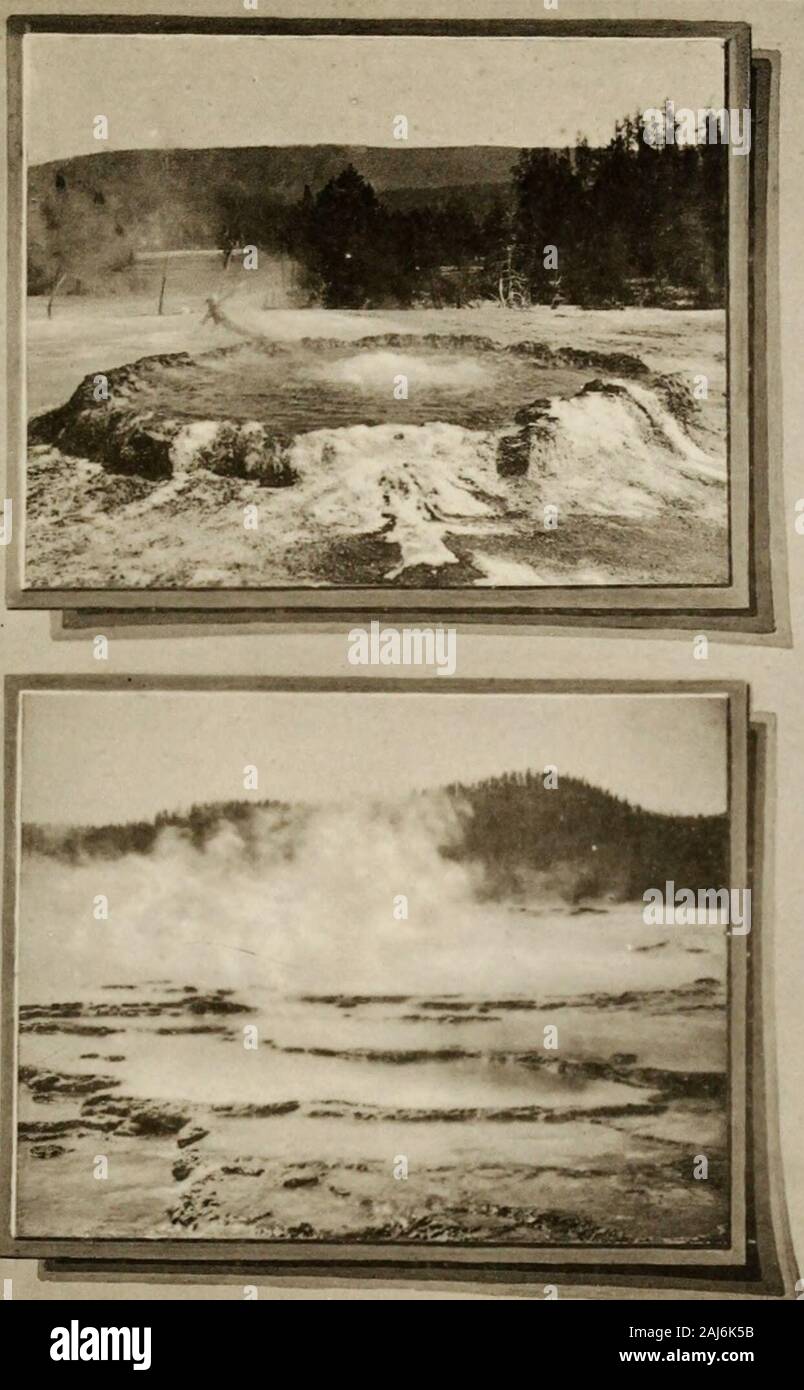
127 344 593 432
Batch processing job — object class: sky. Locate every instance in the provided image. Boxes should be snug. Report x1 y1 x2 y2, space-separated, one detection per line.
19 690 728 825
24 34 725 165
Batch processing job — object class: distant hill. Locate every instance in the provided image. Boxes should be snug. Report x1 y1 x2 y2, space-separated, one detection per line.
22 798 295 862
22 771 728 904
27 138 725 310
27 145 522 253
381 183 511 216
442 770 728 903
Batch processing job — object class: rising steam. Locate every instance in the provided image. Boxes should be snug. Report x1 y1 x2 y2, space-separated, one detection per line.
19 792 485 999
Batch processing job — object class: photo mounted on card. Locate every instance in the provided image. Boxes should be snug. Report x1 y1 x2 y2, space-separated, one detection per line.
0 678 796 1294
4 17 775 628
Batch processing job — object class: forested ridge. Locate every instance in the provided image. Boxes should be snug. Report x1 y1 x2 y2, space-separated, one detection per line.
23 769 727 904
442 770 727 902
28 113 726 310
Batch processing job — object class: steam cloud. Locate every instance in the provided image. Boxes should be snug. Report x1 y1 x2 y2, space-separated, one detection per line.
19 793 486 999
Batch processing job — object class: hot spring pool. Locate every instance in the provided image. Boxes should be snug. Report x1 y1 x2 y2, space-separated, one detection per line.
102 338 601 434
26 331 728 589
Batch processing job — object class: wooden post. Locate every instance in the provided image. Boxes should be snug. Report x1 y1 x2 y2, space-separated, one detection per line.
47 270 66 320
157 258 168 316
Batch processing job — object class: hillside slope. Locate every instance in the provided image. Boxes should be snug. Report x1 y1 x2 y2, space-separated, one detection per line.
28 145 520 253
23 771 727 903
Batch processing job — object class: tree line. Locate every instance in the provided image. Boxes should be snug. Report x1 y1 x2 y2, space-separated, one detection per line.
441 768 728 904
269 113 726 310
23 768 728 911
28 112 726 313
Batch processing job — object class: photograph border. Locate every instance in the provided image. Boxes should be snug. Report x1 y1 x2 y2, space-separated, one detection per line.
56 49 781 644
3 16 764 624
1 675 749 1278
30 713 800 1298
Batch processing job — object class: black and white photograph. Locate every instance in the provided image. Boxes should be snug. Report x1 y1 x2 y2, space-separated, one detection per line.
13 25 750 609
8 682 747 1261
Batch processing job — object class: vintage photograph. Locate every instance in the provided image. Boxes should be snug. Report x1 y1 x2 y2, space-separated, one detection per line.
11 684 740 1254
19 29 739 597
